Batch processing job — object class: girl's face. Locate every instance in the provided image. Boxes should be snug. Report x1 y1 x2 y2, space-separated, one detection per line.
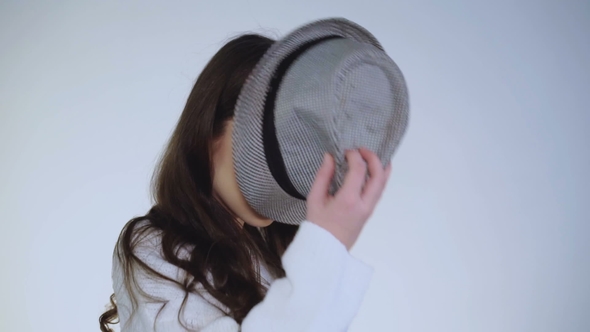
212 119 274 228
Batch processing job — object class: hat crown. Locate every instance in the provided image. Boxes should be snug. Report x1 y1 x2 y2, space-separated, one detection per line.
275 38 407 197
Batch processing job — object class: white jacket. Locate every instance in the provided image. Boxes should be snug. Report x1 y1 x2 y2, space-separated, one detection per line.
112 221 373 331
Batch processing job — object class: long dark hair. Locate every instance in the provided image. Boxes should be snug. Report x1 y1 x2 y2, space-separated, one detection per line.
99 34 299 331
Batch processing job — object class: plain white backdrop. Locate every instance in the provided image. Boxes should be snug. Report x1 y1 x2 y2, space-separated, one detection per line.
1 1 588 331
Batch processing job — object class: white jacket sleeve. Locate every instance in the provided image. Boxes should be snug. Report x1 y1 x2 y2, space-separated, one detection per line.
112 221 373 332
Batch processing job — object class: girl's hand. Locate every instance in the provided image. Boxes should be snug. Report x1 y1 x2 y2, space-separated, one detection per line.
306 148 392 250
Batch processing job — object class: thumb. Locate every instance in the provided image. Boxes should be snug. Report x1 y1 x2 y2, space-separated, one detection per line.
307 153 335 205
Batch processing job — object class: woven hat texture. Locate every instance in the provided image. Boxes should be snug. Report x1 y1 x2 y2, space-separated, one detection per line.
232 18 409 225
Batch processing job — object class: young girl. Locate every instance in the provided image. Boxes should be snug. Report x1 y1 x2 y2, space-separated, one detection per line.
99 33 392 332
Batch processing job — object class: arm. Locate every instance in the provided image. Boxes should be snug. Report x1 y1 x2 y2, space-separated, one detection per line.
112 221 372 332
242 221 373 331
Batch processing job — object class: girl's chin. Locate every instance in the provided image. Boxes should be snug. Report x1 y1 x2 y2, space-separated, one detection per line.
244 217 274 228
258 218 275 228
238 217 274 227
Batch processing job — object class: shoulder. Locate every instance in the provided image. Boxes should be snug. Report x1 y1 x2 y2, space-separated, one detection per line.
117 218 163 254
112 218 193 284
111 219 234 330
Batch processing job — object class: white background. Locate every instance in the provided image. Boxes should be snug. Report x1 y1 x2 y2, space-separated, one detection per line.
1 1 588 331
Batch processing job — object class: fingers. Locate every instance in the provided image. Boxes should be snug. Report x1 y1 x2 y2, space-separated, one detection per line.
359 148 388 205
337 150 367 199
308 152 335 204
309 149 390 208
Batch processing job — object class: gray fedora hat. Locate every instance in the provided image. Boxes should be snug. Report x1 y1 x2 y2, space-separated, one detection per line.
232 18 409 225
